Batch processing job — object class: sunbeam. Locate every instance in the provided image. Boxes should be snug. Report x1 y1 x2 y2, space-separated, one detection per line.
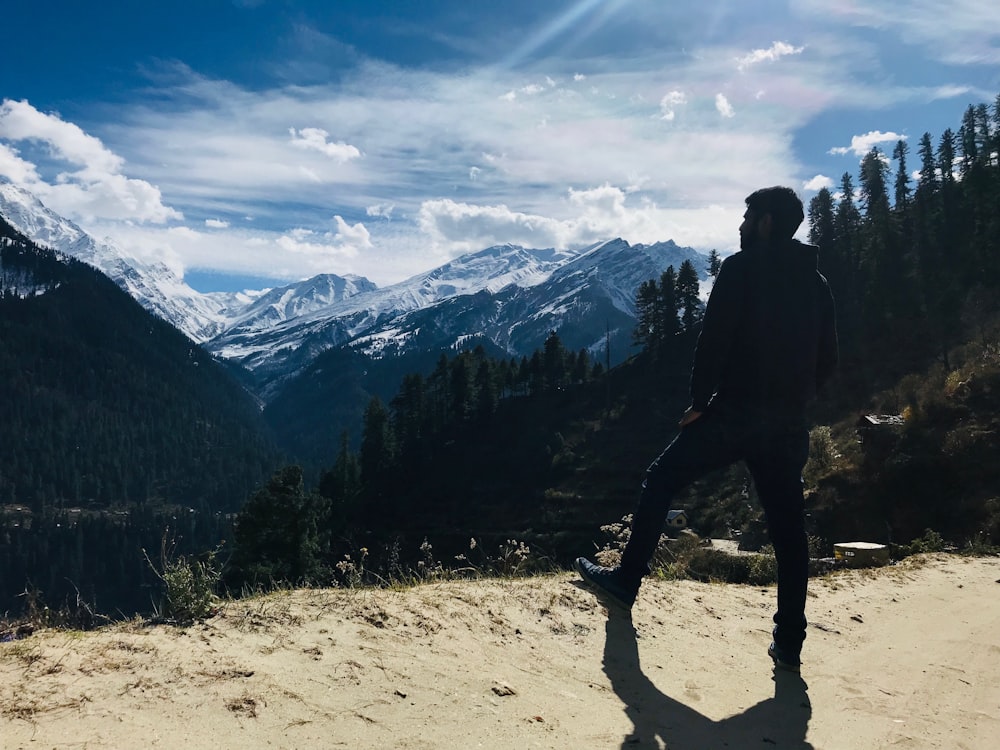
498 0 632 70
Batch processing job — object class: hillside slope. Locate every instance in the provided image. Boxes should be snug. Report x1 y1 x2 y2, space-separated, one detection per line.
0 217 278 511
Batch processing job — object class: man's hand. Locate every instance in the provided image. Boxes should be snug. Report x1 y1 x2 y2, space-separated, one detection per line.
678 408 703 428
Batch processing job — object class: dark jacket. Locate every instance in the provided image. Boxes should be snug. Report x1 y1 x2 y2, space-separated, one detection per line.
689 238 838 422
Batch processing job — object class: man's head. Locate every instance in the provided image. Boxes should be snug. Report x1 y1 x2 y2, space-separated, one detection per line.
740 186 804 249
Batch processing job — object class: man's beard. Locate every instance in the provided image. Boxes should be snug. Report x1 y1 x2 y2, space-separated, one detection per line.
740 221 758 250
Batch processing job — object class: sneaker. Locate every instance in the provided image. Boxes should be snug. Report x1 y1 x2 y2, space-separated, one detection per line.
768 641 801 672
574 557 638 610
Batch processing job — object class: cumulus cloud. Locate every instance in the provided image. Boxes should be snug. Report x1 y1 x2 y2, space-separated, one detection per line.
415 184 746 262
568 183 628 216
0 99 123 175
737 41 805 71
659 90 687 121
0 142 41 185
288 127 362 161
803 174 835 191
829 130 907 156
417 199 567 252
715 93 735 118
271 216 371 269
0 99 181 224
331 215 372 248
205 218 230 228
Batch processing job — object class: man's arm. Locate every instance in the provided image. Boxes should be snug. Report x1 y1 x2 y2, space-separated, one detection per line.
689 255 744 413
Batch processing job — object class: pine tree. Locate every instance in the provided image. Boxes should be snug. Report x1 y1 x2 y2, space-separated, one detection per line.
656 266 680 356
675 260 703 331
892 139 911 211
707 250 722 279
632 279 659 350
231 465 328 586
858 148 893 297
543 331 569 391
360 397 395 493
318 431 361 509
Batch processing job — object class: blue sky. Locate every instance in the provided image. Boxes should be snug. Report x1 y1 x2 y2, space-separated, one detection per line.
1 1 998 291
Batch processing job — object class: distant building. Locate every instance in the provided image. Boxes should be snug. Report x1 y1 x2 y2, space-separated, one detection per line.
856 413 905 469
666 509 688 530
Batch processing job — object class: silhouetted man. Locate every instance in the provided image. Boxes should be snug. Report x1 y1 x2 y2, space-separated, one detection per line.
576 186 838 672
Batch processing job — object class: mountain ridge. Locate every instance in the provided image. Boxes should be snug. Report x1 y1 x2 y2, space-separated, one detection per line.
1 181 709 402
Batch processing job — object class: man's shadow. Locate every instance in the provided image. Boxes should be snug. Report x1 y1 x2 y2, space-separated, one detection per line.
603 609 813 749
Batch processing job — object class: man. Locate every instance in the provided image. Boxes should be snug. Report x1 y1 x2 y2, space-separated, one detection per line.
576 186 838 672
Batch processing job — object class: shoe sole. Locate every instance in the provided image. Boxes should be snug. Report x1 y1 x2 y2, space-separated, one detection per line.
768 643 801 673
574 558 634 611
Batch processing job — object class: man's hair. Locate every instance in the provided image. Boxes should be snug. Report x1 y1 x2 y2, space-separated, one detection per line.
745 186 804 240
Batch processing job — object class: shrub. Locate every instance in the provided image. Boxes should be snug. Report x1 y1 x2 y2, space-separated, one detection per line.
146 535 221 622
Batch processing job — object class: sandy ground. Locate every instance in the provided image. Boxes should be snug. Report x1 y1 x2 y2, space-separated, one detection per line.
1 553 998 749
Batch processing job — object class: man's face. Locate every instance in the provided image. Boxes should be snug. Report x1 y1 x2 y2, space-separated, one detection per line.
739 209 759 250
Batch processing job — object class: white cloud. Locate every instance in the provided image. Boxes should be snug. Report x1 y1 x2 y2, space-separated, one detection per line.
0 142 41 185
737 41 805 72
168 226 200 240
829 130 907 156
415 186 747 262
574 73 586 81
803 174 834 191
366 203 394 219
417 199 567 253
659 90 687 121
331 215 372 248
0 99 123 175
0 99 181 224
205 218 230 228
288 127 361 161
715 93 735 118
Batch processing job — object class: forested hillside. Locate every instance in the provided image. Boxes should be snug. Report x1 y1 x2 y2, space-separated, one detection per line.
0 222 279 616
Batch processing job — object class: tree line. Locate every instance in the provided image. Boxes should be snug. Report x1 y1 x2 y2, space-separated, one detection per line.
806 98 1000 402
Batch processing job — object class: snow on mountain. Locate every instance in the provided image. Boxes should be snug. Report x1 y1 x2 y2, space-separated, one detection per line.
223 274 379 335
205 243 578 374
546 238 705 315
288 238 709 379
0 180 254 342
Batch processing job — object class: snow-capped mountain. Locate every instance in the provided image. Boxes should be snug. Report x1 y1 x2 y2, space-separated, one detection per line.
0 180 253 342
207 237 707 399
1 181 709 401
347 238 707 361
205 243 581 377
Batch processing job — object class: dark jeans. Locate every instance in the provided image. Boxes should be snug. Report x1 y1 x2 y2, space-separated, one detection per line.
620 404 811 652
